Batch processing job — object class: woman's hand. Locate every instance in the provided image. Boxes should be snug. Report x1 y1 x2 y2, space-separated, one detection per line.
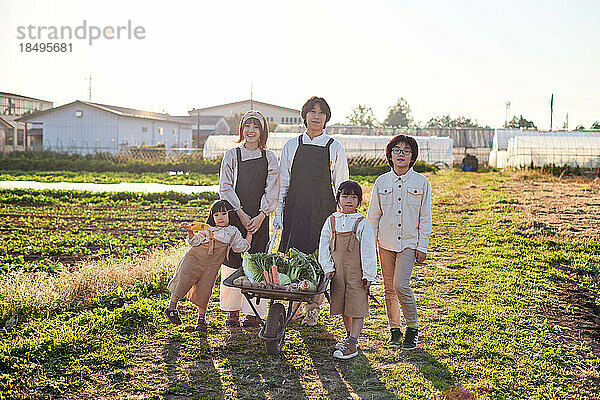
245 231 253 244
237 209 252 228
415 250 427 263
247 212 266 234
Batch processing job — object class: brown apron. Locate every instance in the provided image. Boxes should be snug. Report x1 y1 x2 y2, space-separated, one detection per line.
168 230 235 309
329 215 369 318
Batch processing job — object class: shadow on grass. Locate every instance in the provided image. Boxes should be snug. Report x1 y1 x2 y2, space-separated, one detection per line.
162 328 224 399
402 348 455 391
212 323 310 399
301 323 398 399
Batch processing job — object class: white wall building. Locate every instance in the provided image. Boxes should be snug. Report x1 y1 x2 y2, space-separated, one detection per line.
17 101 230 155
189 99 302 125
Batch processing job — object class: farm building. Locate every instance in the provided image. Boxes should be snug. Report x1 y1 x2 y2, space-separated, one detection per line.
0 115 28 154
190 99 302 125
204 133 454 168
276 124 492 165
489 129 600 169
1 92 53 153
1 92 53 117
17 100 228 155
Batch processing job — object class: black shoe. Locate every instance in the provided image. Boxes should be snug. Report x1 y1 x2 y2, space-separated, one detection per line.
387 328 402 347
403 327 418 350
164 308 182 325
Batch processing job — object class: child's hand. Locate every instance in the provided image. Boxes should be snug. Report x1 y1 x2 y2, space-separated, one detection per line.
415 250 427 263
179 222 192 232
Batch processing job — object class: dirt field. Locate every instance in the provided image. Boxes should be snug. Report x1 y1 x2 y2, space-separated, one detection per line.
506 174 600 240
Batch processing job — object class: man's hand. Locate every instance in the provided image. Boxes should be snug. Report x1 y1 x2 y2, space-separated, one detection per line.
273 215 283 229
247 212 266 234
416 250 427 263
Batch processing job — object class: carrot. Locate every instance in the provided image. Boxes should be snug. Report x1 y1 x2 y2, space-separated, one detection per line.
271 265 278 285
263 270 271 284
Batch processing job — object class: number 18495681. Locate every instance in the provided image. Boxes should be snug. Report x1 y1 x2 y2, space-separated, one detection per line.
19 43 72 52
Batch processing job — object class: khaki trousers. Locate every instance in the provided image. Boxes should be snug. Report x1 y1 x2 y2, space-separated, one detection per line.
378 246 418 328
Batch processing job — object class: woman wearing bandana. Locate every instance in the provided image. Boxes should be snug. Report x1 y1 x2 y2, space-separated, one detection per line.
219 110 280 327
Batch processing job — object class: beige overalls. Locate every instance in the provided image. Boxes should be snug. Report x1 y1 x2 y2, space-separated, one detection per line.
168 230 235 309
329 215 369 318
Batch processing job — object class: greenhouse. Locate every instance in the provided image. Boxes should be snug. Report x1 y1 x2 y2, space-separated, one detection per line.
489 129 600 168
204 133 455 167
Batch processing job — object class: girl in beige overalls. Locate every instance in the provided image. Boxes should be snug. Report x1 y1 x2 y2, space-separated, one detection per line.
165 200 251 331
318 181 377 359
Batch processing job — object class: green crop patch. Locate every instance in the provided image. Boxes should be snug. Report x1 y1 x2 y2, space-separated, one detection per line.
0 170 599 399
0 189 217 273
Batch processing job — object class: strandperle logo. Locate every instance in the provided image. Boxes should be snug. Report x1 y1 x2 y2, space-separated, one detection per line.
16 20 146 45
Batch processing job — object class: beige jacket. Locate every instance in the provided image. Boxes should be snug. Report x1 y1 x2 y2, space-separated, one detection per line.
367 168 432 253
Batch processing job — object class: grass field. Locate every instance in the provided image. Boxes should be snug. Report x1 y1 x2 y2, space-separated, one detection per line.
1 170 599 399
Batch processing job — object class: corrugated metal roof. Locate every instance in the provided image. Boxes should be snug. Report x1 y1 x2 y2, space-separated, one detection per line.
17 100 202 125
189 99 300 114
0 92 53 104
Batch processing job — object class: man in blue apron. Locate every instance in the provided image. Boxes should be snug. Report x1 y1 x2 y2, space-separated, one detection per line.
274 96 349 326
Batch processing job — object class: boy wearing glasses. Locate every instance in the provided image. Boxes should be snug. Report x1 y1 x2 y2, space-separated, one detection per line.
367 135 432 349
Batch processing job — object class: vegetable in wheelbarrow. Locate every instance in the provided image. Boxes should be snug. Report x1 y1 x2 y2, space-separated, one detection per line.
241 249 323 290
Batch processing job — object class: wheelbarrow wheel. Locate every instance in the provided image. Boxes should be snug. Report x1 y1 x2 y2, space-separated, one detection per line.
264 302 286 355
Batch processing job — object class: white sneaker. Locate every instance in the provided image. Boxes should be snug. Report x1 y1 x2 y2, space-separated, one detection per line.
333 343 358 360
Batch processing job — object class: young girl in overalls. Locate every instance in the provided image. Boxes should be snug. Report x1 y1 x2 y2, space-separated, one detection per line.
219 110 279 327
367 135 432 350
165 200 251 331
318 180 377 359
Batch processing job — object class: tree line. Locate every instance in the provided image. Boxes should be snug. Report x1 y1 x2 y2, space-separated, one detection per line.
345 98 600 130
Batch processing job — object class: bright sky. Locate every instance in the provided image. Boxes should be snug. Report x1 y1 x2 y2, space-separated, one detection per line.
1 0 598 129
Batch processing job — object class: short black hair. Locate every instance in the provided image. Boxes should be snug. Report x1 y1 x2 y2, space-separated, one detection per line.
206 199 241 227
336 180 363 204
385 134 419 168
301 96 331 128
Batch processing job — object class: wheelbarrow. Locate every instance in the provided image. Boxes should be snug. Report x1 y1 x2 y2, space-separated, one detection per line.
222 228 331 355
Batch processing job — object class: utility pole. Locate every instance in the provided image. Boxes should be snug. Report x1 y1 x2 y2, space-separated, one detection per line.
550 93 554 131
505 101 511 127
85 74 92 101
